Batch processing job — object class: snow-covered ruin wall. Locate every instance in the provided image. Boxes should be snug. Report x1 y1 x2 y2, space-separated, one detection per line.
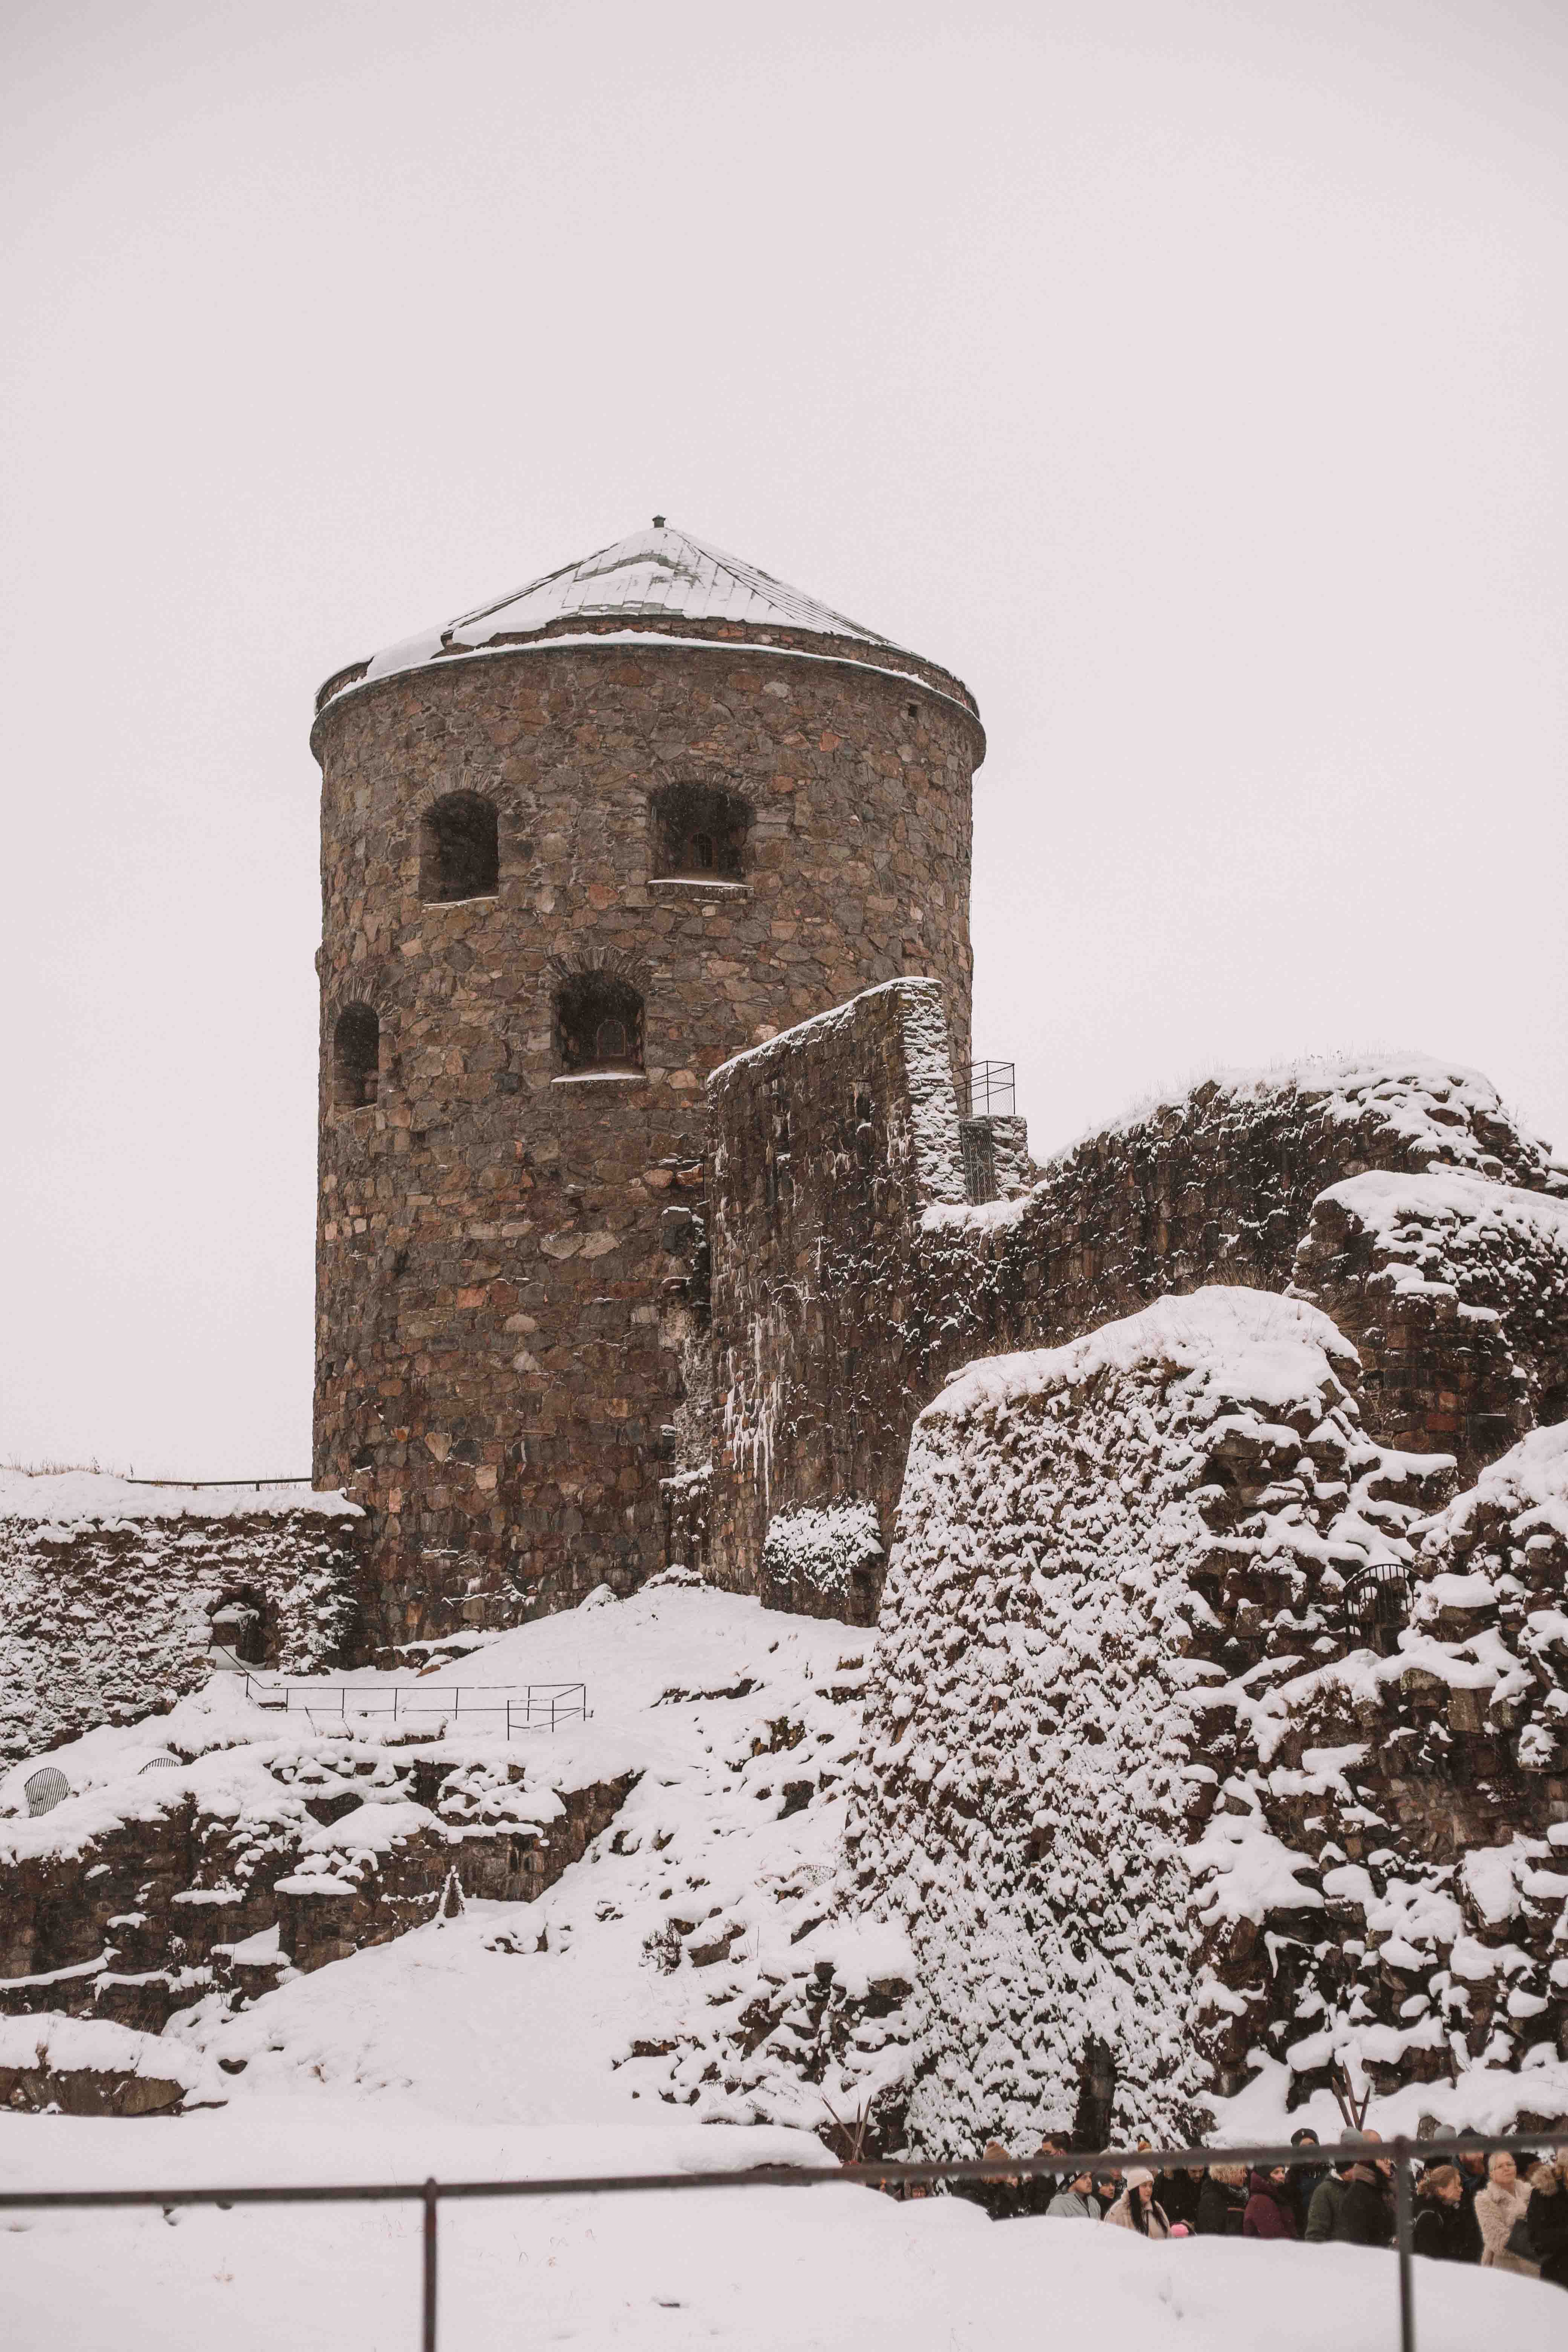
705 980 971 1617
703 979 1568 1618
0 1473 366 1761
0 1675 634 2037
1290 1169 1568 1483
846 1289 1568 2150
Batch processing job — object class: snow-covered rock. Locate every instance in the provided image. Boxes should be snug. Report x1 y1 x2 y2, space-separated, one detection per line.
847 1287 1568 2149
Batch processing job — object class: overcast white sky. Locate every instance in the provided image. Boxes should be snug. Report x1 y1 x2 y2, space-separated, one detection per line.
2 0 1565 1476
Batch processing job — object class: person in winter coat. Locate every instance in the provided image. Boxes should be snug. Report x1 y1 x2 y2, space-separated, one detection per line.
1105 2168 1171 2240
1288 2128 1325 2236
1243 2167 1299 2240
1195 2164 1248 2235
962 2138 1029 2221
1046 2167 1102 2222
1334 2159 1393 2247
1475 2150 1538 2278
1525 2159 1568 2288
1018 2135 1071 2219
1450 2135 1488 2261
1154 2158 1201 2231
1306 2135 1390 2246
1411 2167 1471 2262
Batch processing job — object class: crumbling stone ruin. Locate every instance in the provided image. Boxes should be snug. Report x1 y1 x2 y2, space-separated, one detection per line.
0 1473 364 1762
844 1291 1568 2148
0 1680 632 2040
702 977 1568 1615
691 975 1568 2136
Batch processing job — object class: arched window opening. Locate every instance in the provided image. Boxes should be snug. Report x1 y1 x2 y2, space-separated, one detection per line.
333 1004 380 1109
652 783 749 880
420 791 499 903
1343 1560 1412 1654
555 973 645 1075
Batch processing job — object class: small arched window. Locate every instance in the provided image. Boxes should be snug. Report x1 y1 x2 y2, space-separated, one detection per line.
333 1004 380 1109
652 783 749 880
420 792 499 903
554 973 644 1074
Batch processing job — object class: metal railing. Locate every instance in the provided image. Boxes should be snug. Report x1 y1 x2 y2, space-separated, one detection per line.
235 1675 590 1735
126 1476 314 1489
967 1060 1016 1118
1 2127 1558 2350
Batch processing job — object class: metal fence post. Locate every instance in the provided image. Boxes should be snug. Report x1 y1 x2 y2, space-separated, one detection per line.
1393 2136 1415 2352
422 2176 438 2352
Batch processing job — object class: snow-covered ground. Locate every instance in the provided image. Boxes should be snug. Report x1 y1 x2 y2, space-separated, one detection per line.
3 1584 1565 2346
6 2101 1560 2352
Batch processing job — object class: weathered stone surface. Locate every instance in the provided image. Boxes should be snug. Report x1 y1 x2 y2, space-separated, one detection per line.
0 2014 208 2114
0 1472 364 1760
274 1770 635 1974
1290 1170 1568 1482
704 992 1567 1612
1 1721 636 2018
0 2058 188 2116
847 1289 1568 2147
312 610 982 1646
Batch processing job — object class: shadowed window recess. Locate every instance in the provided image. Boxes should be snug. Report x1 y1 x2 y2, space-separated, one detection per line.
554 973 645 1073
333 1004 380 1108
420 792 499 902
652 782 750 879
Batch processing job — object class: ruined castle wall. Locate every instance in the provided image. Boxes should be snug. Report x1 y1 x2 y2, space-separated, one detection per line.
706 1001 1568 1612
1289 1170 1568 1485
705 980 967 1613
0 1686 634 2023
312 637 979 1648
0 1475 363 1764
846 1290 1568 2150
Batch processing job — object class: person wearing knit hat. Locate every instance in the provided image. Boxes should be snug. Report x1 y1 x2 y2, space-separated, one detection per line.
1106 2168 1171 2240
1046 2164 1102 2222
1243 2165 1300 2240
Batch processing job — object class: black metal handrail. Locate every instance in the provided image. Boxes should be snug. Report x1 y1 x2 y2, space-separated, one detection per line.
234 1675 590 1733
966 1060 1016 1118
2 2127 1559 2350
126 1476 315 1489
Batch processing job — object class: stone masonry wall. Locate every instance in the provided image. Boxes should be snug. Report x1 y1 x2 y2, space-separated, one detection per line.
704 991 1568 1614
1289 1169 1568 1485
312 629 980 1650
706 980 967 1615
0 1475 365 1763
847 1290 1568 2151
0 1720 634 2030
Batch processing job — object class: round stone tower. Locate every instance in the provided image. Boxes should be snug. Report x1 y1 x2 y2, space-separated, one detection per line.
310 521 984 1646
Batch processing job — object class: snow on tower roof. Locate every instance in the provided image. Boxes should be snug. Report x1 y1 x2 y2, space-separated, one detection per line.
360 521 904 684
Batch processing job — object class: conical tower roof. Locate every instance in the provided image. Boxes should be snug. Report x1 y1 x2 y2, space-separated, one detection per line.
439 520 889 649
317 520 979 739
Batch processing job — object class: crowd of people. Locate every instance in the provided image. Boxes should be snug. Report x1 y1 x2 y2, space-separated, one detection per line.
937 2127 1568 2286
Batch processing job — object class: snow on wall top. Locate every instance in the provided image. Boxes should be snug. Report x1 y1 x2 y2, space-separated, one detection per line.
1049 1055 1566 1190
356 523 906 686
1309 1165 1568 1267
0 1470 360 1526
926 1287 1360 1428
1418 1416 1568 1559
